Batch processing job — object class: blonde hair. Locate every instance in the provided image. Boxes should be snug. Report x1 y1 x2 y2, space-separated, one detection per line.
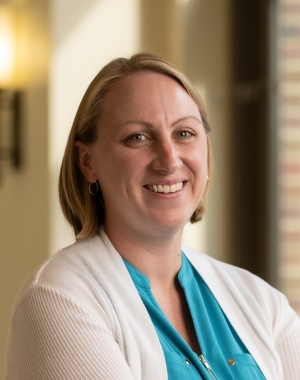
59 52 213 238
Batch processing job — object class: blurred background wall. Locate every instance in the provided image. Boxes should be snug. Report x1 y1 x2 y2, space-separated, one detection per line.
1 0 300 377
0 0 49 377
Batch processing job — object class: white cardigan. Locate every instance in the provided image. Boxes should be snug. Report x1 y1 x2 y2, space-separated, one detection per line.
6 230 300 380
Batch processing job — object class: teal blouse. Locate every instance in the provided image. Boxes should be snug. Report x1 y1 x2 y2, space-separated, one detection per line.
124 253 265 379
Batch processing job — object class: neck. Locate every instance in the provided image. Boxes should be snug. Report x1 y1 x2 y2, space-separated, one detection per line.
103 221 183 285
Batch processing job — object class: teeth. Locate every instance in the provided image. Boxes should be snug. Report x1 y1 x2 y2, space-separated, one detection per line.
148 182 183 194
163 185 169 193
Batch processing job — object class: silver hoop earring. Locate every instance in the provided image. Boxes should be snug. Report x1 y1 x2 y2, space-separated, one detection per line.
89 182 99 195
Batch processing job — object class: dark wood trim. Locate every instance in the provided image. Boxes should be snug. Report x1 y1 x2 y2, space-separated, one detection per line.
230 0 270 281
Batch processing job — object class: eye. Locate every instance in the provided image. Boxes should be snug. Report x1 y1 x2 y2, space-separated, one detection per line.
126 134 145 142
122 133 149 146
176 130 195 139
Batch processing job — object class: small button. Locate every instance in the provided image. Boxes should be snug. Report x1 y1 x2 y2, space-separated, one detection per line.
184 359 191 366
228 359 236 366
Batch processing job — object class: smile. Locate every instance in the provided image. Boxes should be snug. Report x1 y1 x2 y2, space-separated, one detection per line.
145 182 184 194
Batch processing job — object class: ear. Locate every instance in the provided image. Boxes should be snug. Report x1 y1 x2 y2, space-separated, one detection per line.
75 141 98 183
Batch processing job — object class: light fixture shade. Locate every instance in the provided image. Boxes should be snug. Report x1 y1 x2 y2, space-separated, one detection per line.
0 4 16 88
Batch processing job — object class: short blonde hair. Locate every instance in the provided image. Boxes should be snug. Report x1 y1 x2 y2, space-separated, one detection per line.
59 52 213 239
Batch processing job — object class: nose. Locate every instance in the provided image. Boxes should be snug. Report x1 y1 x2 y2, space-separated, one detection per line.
151 138 182 173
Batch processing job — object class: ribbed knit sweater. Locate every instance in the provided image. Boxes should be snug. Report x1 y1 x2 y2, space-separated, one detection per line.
6 229 300 379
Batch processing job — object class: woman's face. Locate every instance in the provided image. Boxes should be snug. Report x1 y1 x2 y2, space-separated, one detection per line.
78 71 208 239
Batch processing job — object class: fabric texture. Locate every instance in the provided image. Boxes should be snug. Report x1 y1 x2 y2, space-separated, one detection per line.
124 254 266 379
6 229 300 380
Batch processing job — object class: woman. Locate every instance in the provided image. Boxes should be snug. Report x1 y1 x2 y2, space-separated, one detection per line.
6 53 300 379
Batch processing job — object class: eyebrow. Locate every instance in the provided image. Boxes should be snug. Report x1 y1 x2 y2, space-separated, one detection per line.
172 116 202 127
117 116 202 129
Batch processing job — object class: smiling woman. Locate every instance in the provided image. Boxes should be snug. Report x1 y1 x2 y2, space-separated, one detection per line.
60 54 212 239
74 71 209 243
6 53 300 380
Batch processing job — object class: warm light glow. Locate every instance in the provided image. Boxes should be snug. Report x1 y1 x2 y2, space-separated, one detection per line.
0 5 16 88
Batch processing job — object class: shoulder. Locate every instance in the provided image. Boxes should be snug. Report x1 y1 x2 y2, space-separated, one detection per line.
11 234 136 341
14 235 126 316
183 245 273 288
182 245 289 320
20 237 101 293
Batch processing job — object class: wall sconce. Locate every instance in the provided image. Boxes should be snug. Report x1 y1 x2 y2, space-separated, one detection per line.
0 3 22 182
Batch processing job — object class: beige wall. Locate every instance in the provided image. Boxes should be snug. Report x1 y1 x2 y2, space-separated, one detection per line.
0 0 50 377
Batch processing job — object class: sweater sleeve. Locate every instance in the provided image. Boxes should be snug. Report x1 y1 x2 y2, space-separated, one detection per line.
273 292 300 380
6 284 136 380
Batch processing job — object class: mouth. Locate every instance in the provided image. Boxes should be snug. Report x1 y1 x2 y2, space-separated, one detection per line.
144 181 185 194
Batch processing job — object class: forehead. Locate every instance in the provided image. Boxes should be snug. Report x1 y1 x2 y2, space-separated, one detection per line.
107 71 185 98
100 71 200 120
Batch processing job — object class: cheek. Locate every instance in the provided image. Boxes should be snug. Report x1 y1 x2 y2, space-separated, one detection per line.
199 139 208 171
189 149 208 196
190 144 208 173
95 150 141 186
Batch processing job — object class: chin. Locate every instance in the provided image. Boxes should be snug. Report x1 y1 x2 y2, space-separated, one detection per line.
150 216 188 233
